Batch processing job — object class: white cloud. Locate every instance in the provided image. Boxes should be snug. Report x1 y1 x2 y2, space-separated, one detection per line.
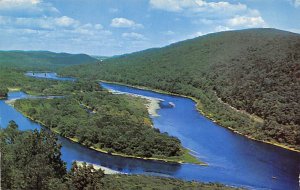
149 0 197 12
0 0 40 9
0 0 120 55
110 18 143 29
54 16 79 27
187 31 205 38
0 23 114 54
194 1 247 14
228 15 266 27
0 12 113 53
295 0 300 7
0 0 139 55
94 24 103 30
72 24 111 36
149 0 247 14
209 15 266 34
215 25 231 32
0 0 59 16
149 0 267 36
149 0 266 29
122 32 146 40
211 15 266 33
0 16 80 30
15 17 54 29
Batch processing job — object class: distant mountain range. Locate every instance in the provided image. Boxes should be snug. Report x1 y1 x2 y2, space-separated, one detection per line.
91 55 110 61
0 50 98 70
62 28 300 150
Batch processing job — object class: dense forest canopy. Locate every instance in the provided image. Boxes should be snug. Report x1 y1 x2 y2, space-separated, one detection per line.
61 28 300 150
14 88 187 160
0 85 8 98
0 50 98 70
0 50 98 96
0 122 236 190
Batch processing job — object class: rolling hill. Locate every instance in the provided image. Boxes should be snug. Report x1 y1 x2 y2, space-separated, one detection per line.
0 51 98 97
62 28 300 151
0 50 98 70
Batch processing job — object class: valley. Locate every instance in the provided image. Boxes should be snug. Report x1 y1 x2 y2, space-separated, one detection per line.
1 29 300 190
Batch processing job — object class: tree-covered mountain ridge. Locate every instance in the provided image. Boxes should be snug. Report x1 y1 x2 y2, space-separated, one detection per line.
0 50 98 70
62 28 300 151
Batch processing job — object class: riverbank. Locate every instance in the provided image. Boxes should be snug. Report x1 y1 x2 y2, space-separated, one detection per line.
0 88 22 101
8 87 21 91
101 175 240 190
67 134 204 165
11 101 206 166
99 80 300 153
146 98 160 117
75 161 123 174
108 88 161 117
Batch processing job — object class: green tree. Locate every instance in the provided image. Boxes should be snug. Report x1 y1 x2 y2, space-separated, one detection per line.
0 86 8 98
66 162 104 190
1 123 67 190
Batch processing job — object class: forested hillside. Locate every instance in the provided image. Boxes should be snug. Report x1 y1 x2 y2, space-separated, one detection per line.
61 28 300 150
0 50 97 98
0 50 97 70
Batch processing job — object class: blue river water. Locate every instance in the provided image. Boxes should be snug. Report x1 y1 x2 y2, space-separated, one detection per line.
0 73 299 190
25 71 75 81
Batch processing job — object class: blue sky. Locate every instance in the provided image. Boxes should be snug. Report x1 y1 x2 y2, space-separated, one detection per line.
0 0 299 56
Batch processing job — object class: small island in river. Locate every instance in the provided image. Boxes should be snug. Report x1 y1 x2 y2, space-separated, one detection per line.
12 73 204 165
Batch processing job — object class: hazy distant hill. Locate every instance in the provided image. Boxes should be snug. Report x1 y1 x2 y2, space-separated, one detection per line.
63 28 300 150
92 55 110 61
0 51 97 70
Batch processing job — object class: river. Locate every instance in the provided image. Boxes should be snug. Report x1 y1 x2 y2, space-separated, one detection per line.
0 72 299 190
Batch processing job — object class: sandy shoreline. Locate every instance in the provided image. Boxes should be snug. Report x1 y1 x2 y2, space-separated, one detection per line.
108 89 162 117
75 161 123 174
146 98 161 117
5 99 16 105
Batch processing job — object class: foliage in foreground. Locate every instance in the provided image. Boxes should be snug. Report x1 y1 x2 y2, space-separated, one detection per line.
0 121 66 189
0 123 238 190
